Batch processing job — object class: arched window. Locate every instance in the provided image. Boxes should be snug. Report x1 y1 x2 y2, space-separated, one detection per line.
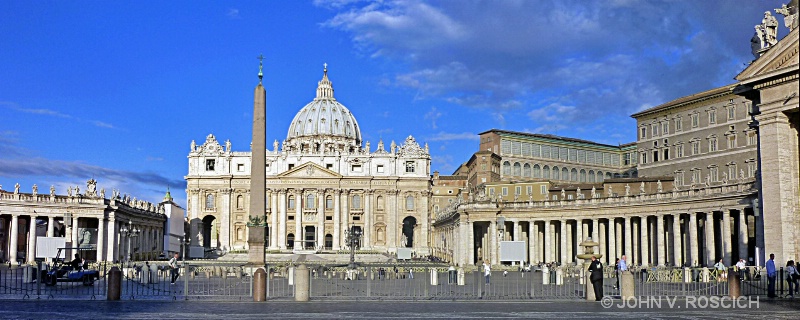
352 194 361 209
287 233 295 249
588 170 595 183
606 172 612 179
288 195 295 209
513 162 521 176
236 195 244 209
523 163 531 177
542 165 550 178
562 167 569 180
579 169 586 182
502 161 511 175
306 194 315 209
325 196 333 210
533 164 541 178
377 196 384 210
552 166 560 180
205 194 215 210
597 171 604 183
406 196 415 210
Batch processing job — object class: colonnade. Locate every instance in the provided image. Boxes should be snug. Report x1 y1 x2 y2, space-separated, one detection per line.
433 206 756 268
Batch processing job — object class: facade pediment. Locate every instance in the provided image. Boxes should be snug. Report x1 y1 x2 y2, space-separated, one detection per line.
277 162 342 179
737 28 799 82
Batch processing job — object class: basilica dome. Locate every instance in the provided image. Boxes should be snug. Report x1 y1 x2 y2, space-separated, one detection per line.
284 66 362 153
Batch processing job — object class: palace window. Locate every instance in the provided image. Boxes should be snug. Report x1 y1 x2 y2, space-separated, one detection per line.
676 144 684 158
326 196 333 210
640 153 647 164
662 122 669 135
502 187 508 196
691 169 701 184
675 171 684 186
288 195 295 209
540 185 547 194
708 109 716 124
405 161 415 173
691 140 700 155
405 196 415 210
709 136 718 152
709 166 719 182
352 195 361 209
527 186 533 195
691 113 699 128
205 159 215 171
651 123 659 137
515 186 521 195
727 104 736 120
747 160 757 177
727 163 737 180
747 131 757 146
675 116 683 131
306 194 315 209
727 134 737 149
205 194 215 210
352 164 362 172
640 127 647 139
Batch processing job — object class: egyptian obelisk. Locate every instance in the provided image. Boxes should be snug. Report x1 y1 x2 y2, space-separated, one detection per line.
248 55 267 265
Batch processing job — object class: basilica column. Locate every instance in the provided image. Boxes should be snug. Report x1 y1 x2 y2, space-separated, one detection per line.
543 220 551 263
26 215 37 264
363 190 371 249
737 208 749 262
624 216 632 260
341 190 350 248
97 216 105 262
332 189 341 250
269 190 278 250
528 221 536 264
316 189 325 249
689 212 699 266
560 219 567 263
673 213 682 266
705 212 717 266
294 190 302 249
642 215 650 266
656 214 665 265
278 189 287 250
722 210 732 266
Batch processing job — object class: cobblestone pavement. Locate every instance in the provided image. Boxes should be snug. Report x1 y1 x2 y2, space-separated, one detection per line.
0 299 797 319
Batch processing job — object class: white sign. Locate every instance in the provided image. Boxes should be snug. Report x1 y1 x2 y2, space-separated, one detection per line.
397 248 413 260
499 241 526 262
36 237 66 259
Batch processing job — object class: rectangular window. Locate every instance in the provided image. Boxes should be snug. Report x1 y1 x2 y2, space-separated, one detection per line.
662 122 669 135
728 135 737 149
676 145 684 158
709 138 718 152
728 165 737 180
623 153 631 165
489 188 495 196
652 124 659 136
710 167 718 182
288 163 295 170
641 153 647 164
288 215 294 221
352 164 362 172
675 171 684 186
748 132 757 145
205 159 215 171
675 117 682 131
502 187 508 196
540 185 547 194
640 127 647 139
691 114 699 128
709 110 716 124
748 162 756 177
326 216 332 221
527 186 533 195
377 165 384 173
405 161 415 173
515 186 521 195
326 198 333 209
237 163 244 172
326 163 333 170
692 141 700 155
728 106 736 120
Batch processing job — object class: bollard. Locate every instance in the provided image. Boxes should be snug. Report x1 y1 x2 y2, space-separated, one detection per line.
253 268 267 302
701 267 710 283
150 264 159 284
289 267 295 286
684 267 691 283
621 271 635 299
555 268 564 285
294 264 310 302
728 268 741 298
107 267 121 301
430 268 438 286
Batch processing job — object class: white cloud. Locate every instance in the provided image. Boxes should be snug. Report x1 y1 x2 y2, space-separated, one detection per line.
426 131 478 142
226 8 240 19
423 106 442 129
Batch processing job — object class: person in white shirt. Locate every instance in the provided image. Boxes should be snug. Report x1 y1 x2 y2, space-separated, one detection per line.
735 258 747 281
483 261 491 285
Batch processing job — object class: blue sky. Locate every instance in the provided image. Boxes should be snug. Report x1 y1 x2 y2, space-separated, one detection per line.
0 0 789 206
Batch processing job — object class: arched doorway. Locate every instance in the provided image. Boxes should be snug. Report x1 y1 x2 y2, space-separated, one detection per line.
287 233 295 249
402 216 417 248
324 234 333 250
201 215 216 248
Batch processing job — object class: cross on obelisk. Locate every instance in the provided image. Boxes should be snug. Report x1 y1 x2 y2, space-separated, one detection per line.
257 53 265 82
248 54 268 265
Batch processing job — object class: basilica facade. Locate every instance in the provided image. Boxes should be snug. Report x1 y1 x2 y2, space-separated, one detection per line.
185 67 432 255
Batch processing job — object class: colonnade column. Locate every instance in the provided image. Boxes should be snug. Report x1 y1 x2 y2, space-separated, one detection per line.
705 212 716 266
575 219 583 263
673 214 682 266
332 190 341 250
598 219 606 264
528 221 535 264
106 217 116 262
466 221 475 266
642 216 650 266
689 212 699 266
722 210 732 266
624 216 632 261
47 216 54 237
10 214 20 264
560 219 567 263
656 214 665 265
533 221 540 263
489 220 498 265
608 218 616 264
97 216 105 262
543 220 551 263
27 215 36 264
737 208 749 262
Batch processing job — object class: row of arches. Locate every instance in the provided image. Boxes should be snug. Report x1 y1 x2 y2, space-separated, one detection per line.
501 161 624 182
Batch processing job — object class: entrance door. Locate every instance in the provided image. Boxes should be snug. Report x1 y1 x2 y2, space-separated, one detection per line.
304 226 315 250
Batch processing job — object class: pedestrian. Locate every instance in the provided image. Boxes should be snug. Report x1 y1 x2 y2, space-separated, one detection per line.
785 260 798 298
168 253 180 284
767 253 777 298
735 258 747 281
613 258 620 289
483 261 491 285
714 258 727 281
409 268 414 279
503 270 508 277
588 255 603 301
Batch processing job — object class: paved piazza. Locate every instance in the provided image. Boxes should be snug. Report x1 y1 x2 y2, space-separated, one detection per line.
0 300 797 319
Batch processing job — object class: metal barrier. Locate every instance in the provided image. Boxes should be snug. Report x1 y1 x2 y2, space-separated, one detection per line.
0 262 106 300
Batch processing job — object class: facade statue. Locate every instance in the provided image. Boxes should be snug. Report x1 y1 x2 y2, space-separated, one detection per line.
722 172 729 184
591 186 596 198
576 187 581 199
657 180 663 193
640 182 646 194
625 184 630 196
32 184 38 196
86 179 97 197
763 11 779 46
740 169 745 180
75 185 80 196
67 186 73 197
364 141 370 153
100 188 106 199
50 185 55 197
775 3 797 31
377 140 385 152
14 183 20 194
273 140 279 152
390 140 397 153
225 139 231 152
190 140 196 151
607 186 613 197
401 234 408 247
560 188 566 199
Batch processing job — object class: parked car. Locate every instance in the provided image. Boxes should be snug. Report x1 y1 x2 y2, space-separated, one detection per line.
42 248 99 286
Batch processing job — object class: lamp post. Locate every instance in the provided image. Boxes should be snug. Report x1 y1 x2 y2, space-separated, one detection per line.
119 220 140 263
344 223 362 269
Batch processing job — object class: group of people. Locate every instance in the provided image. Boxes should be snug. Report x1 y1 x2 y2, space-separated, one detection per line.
766 253 800 298
588 255 630 301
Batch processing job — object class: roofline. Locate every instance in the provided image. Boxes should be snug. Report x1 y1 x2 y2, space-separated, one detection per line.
630 84 736 118
478 129 625 150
